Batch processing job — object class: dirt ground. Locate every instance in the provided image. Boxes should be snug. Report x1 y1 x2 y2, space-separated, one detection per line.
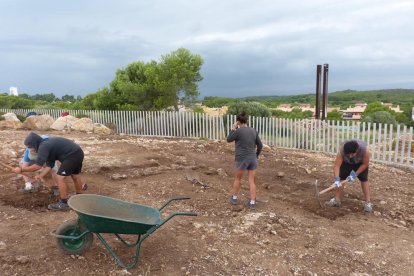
0 130 413 276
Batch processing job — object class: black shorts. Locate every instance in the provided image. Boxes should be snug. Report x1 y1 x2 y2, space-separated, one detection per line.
57 149 84 176
339 162 368 182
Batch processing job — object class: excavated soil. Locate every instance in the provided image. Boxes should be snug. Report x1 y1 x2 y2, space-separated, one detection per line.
0 130 413 275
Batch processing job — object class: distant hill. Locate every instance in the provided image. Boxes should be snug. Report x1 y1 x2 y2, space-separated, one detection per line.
241 89 414 106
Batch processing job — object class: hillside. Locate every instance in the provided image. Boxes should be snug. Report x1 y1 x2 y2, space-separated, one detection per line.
242 89 414 106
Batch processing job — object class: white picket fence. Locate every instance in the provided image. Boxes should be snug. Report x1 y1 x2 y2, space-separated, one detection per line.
1 108 413 169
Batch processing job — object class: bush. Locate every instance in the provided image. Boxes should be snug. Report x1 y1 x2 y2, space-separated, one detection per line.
75 113 89 119
227 101 271 118
16 114 26 122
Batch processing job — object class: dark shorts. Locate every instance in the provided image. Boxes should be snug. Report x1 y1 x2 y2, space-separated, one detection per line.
339 162 368 182
235 158 258 170
57 149 84 176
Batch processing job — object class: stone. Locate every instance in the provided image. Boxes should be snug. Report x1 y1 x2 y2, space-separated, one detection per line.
2 113 20 122
23 114 54 130
50 115 78 131
0 120 24 129
93 123 112 135
277 172 285 178
72 118 94 132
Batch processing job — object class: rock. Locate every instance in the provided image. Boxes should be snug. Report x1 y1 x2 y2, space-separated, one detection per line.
93 123 112 135
50 115 78 130
72 118 94 132
0 120 24 129
15 255 30 264
23 114 55 130
380 200 386 205
2 113 20 121
277 172 285 178
217 168 227 177
0 241 6 250
110 173 128 180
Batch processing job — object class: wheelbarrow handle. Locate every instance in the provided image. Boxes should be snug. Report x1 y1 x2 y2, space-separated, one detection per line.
158 196 191 211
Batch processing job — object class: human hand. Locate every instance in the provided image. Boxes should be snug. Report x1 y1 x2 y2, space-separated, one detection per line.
334 176 341 187
34 174 44 182
13 167 22 174
232 123 238 130
346 171 357 182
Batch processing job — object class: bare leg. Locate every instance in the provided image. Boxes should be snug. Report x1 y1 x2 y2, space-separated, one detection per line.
247 169 257 200
56 175 68 199
71 174 83 194
232 170 244 196
334 185 345 202
360 181 370 202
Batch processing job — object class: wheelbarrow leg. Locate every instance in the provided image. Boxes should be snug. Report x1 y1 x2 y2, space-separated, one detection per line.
95 233 147 270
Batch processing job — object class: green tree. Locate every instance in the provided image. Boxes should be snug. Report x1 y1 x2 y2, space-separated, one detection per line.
327 110 343 121
94 48 203 111
362 102 391 118
362 111 398 127
61 94 75 102
227 101 271 118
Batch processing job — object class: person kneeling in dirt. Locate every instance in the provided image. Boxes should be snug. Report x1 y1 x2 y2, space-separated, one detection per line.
326 139 373 213
14 132 86 211
20 135 60 195
227 112 263 209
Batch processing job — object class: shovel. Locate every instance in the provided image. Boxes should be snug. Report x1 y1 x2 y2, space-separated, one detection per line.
314 179 349 208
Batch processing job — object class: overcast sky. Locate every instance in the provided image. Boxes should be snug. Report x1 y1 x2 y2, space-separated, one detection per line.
1 0 413 98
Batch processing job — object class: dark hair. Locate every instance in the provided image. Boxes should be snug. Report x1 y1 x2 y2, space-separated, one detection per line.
236 111 248 124
343 140 359 154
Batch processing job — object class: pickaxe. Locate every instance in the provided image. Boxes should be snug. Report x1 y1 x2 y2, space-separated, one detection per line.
314 179 349 208
0 161 35 180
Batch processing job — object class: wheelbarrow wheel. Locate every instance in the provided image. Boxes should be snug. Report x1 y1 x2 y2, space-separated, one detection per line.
56 219 94 255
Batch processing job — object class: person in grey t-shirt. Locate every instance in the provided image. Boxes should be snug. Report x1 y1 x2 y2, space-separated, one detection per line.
227 112 263 209
326 139 373 213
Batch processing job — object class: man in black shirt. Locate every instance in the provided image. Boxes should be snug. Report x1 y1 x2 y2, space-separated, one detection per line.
14 132 85 211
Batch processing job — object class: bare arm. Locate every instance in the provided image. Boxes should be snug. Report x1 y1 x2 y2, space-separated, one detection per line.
14 163 42 174
356 150 370 175
334 153 343 178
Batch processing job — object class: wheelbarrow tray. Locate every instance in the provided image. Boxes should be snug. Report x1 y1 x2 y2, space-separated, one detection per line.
68 194 162 235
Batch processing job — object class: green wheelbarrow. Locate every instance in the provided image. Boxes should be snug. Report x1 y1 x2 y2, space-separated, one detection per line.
51 194 197 269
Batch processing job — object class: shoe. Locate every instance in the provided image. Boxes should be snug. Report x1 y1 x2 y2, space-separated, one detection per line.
245 200 256 209
325 197 341 207
52 186 60 196
364 202 373 213
229 196 239 205
48 201 70 211
82 183 88 191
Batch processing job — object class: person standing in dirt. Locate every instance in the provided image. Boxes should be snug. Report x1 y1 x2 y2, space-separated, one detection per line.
227 111 263 209
20 134 60 195
326 139 373 213
13 132 86 211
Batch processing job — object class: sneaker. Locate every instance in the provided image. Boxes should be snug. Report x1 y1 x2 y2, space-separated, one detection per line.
52 186 60 196
364 202 373 213
325 197 341 207
48 201 70 211
82 183 88 191
245 200 256 209
229 196 239 205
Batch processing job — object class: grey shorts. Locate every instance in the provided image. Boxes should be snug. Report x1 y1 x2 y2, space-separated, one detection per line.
234 158 258 170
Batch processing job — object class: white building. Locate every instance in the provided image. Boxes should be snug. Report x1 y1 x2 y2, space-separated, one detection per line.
9 87 18 96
